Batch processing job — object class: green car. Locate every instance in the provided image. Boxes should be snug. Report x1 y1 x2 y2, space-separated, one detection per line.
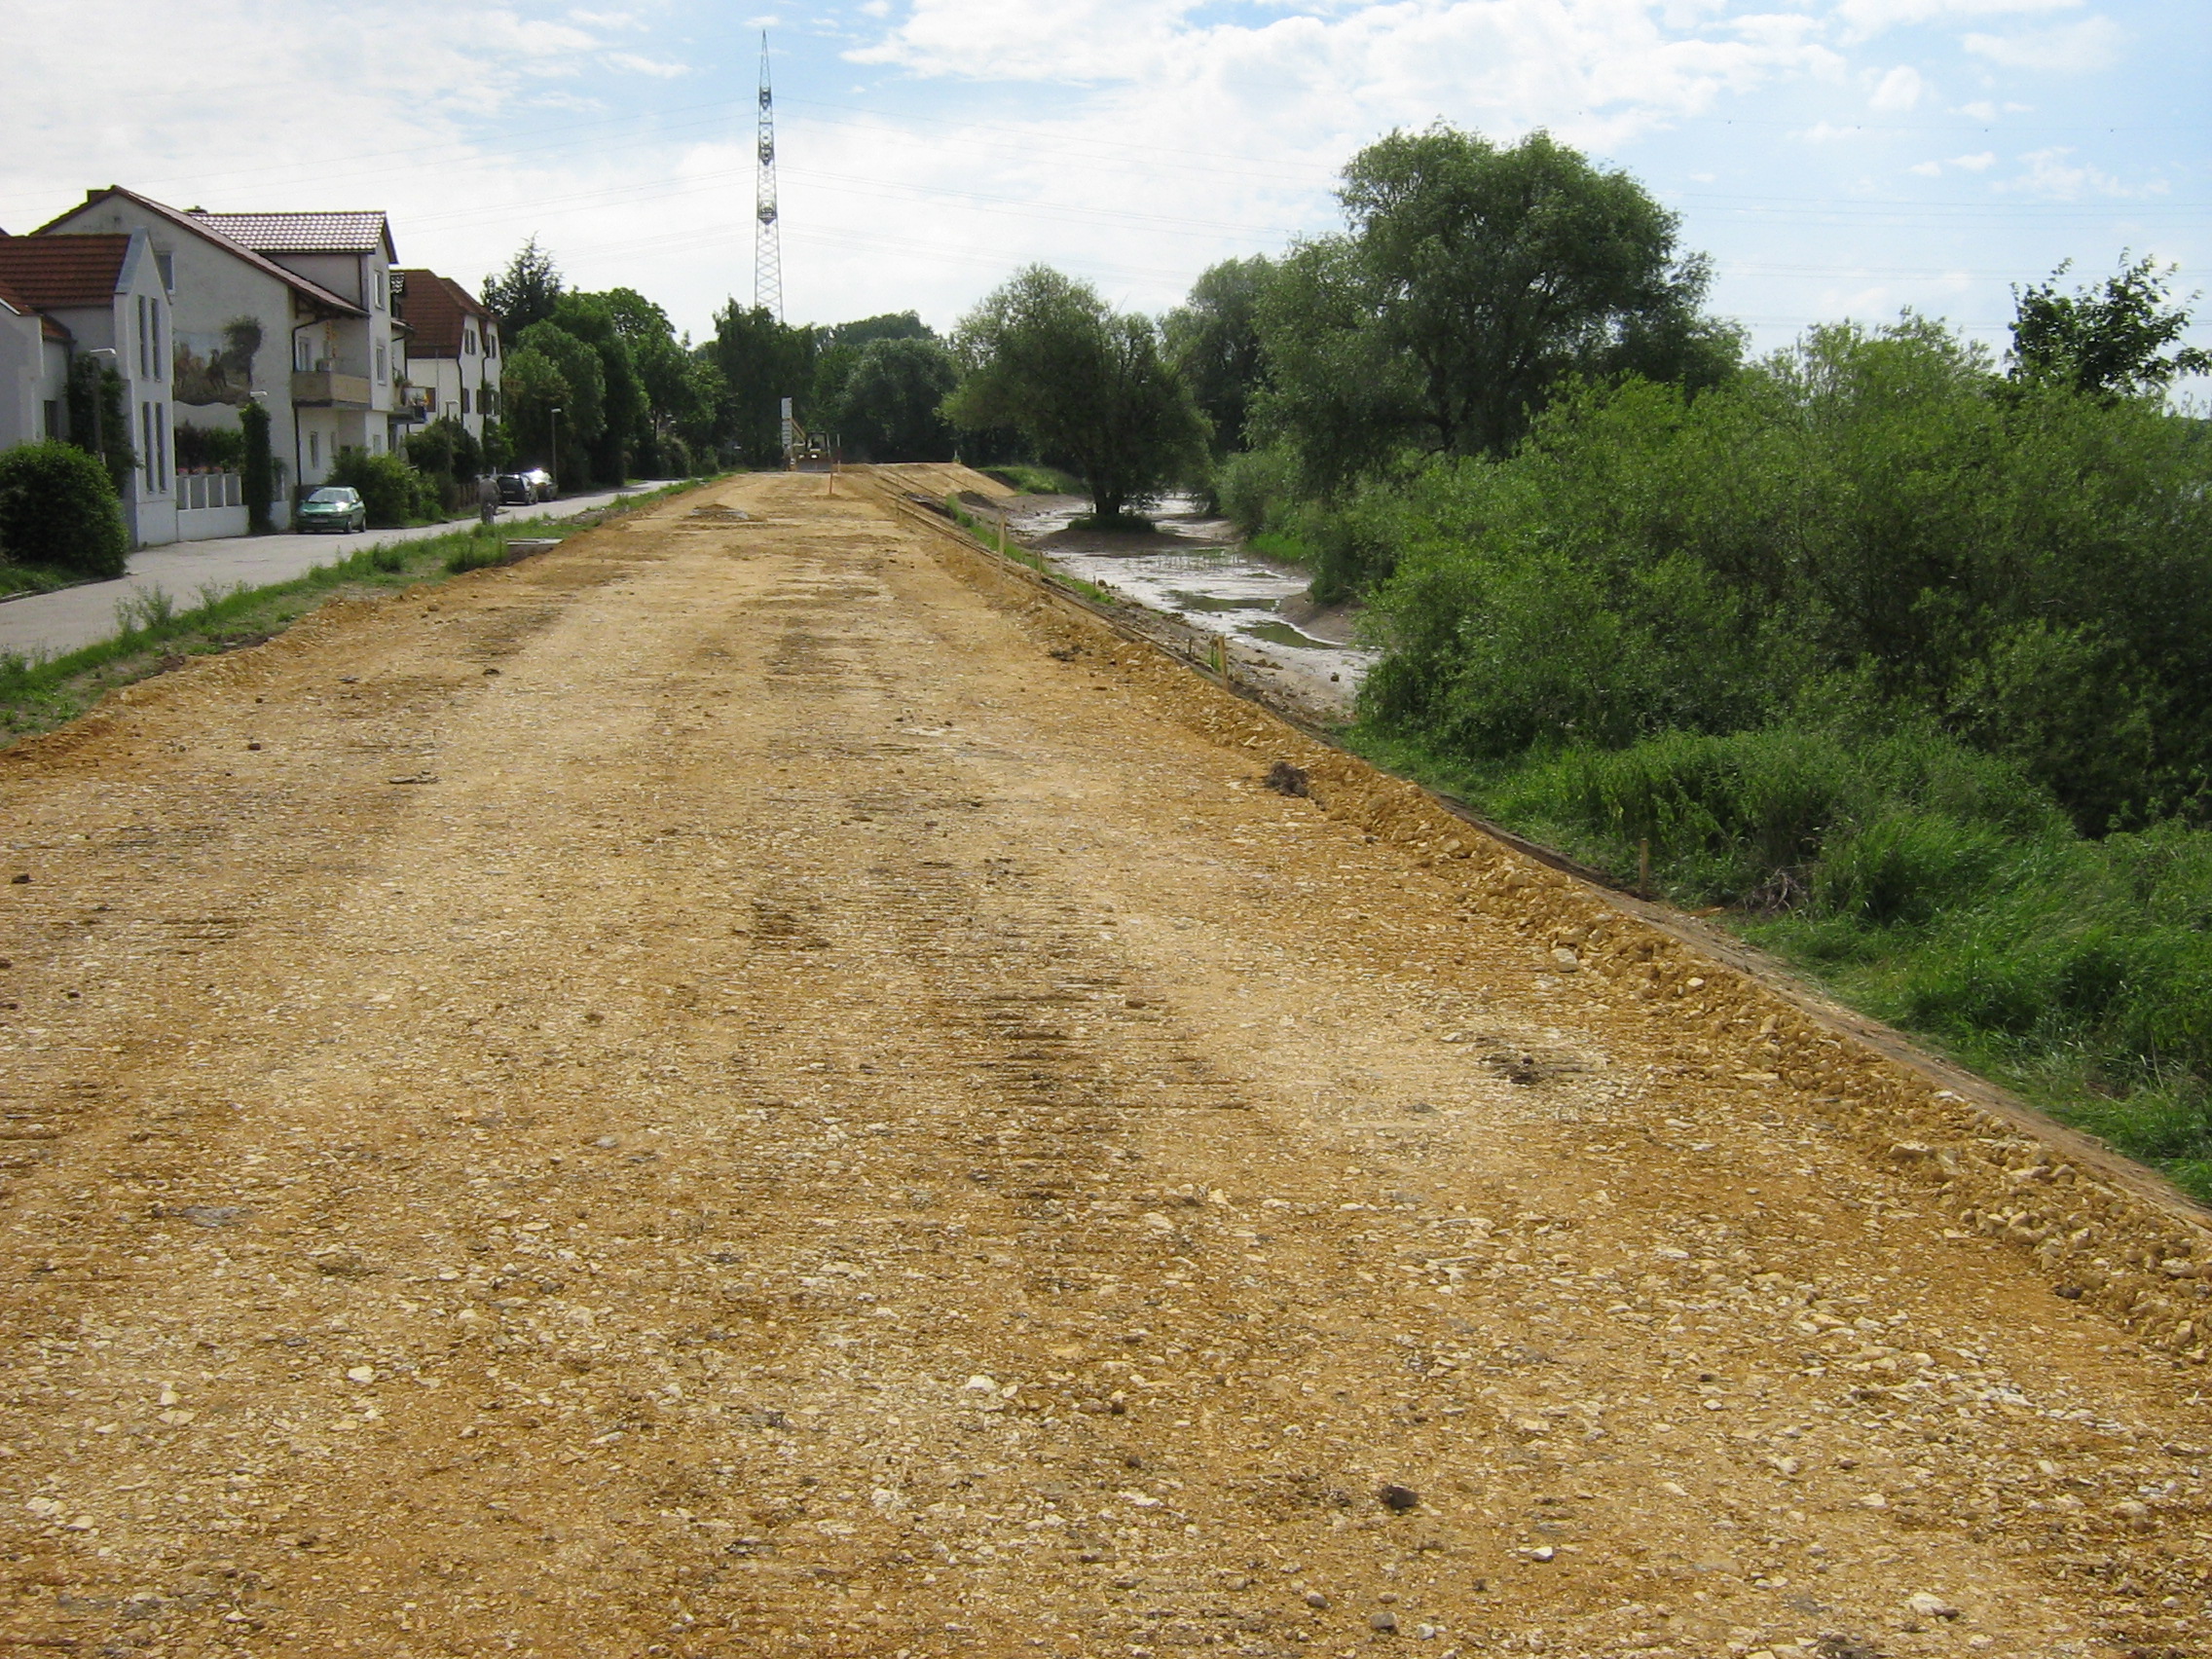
298 486 367 534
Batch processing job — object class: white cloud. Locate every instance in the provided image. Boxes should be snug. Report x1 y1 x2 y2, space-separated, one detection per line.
1831 0 2080 40
607 52 690 76
1965 16 2121 70
2001 145 2166 200
1867 64 1923 110
1907 148 1995 175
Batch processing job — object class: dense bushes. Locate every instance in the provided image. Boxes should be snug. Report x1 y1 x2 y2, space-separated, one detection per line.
404 418 484 514
1364 321 2212 832
325 451 434 528
0 441 129 577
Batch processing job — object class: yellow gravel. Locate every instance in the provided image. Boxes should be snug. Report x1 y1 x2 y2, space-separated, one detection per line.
0 466 2206 1659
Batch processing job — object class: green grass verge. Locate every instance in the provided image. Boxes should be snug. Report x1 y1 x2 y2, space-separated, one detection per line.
1 481 708 746
1344 721 2212 1209
981 463 1085 496
0 564 90 601
1247 530 1315 568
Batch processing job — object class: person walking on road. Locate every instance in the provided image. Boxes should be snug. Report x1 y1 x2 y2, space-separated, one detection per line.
477 473 499 527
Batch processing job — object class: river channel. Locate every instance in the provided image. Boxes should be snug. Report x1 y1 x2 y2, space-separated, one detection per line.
999 493 1374 718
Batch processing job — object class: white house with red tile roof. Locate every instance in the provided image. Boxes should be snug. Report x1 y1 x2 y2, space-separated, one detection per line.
185 209 406 474
34 188 386 522
0 228 178 546
393 270 501 445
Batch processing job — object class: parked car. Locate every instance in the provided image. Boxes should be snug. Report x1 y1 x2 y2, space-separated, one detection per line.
494 473 535 505
522 468 556 501
297 486 367 534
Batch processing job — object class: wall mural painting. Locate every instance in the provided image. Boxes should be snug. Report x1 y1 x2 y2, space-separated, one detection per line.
173 316 262 407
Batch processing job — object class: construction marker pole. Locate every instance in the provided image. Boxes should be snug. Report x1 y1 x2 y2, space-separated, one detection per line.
1639 838 1652 898
1209 635 1227 680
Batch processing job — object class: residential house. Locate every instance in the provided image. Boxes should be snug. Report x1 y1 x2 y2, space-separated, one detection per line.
0 271 59 451
0 229 177 545
34 189 381 525
186 210 406 469
393 270 501 446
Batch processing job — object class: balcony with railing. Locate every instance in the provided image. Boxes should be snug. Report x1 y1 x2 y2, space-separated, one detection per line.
291 360 373 408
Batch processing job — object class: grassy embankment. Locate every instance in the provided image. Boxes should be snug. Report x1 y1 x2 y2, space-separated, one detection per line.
1283 323 2212 1205
980 462 1084 496
0 482 706 745
940 494 1117 608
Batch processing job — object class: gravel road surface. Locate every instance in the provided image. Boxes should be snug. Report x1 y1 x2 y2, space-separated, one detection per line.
0 466 2205 1658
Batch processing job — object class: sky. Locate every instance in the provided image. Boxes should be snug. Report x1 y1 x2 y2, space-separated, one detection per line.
2 0 2205 371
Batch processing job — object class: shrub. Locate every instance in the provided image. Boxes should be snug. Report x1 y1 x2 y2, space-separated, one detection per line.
1216 444 1300 535
241 402 276 534
173 423 248 472
0 441 129 577
325 451 434 529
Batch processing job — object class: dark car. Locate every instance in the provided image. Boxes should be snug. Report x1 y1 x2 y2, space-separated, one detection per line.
494 473 535 505
297 486 367 534
522 468 556 502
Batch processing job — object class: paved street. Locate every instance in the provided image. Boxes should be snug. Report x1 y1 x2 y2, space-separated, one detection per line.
0 482 676 659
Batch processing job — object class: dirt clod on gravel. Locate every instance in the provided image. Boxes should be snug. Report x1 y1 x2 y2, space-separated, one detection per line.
1 464 2207 1659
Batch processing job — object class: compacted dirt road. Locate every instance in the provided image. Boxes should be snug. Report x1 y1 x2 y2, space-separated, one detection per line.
1 468 2207 1659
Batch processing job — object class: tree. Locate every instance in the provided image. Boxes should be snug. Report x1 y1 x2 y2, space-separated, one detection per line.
810 312 935 418
702 302 815 465
1164 255 1273 458
240 399 276 533
482 238 565 335
945 266 1208 525
829 336 960 461
549 293 644 484
498 344 575 475
2010 253 2212 400
1256 127 1738 492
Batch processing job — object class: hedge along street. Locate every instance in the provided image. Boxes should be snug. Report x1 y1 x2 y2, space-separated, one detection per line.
0 481 676 660
0 464 2205 1658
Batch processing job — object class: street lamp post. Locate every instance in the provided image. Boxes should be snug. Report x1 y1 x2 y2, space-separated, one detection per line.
549 407 563 495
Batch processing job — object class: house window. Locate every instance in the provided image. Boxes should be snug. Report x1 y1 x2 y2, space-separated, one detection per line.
157 405 168 490
43 401 59 438
152 301 163 380
140 402 154 489
375 342 387 384
485 329 498 358
136 297 150 378
463 327 476 356
461 387 471 416
309 430 320 468
296 334 313 372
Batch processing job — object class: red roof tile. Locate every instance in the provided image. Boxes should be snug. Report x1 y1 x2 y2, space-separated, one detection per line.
394 270 488 359
191 210 393 258
0 233 129 309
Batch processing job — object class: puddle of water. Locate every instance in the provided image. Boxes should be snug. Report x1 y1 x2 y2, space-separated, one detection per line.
1239 619 1336 650
1009 494 1374 696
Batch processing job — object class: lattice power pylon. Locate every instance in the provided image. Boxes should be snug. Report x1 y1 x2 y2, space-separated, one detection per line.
754 31 783 323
